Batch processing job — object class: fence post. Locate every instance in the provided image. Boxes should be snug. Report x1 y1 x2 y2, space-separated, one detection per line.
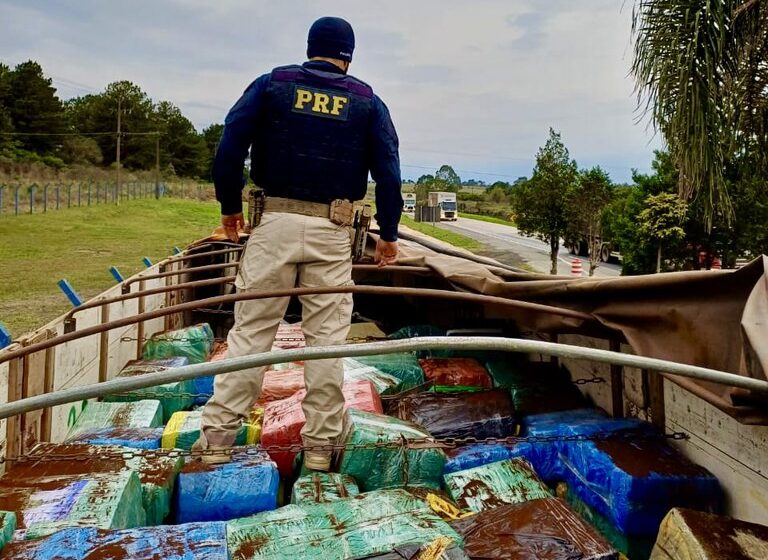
14 184 20 216
0 185 4 216
56 184 61 210
67 183 72 208
87 183 92 206
43 184 49 213
29 184 37 214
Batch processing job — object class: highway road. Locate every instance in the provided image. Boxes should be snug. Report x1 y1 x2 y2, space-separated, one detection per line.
434 217 621 277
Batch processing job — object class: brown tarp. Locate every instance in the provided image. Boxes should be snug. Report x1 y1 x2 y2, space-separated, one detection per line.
392 240 768 424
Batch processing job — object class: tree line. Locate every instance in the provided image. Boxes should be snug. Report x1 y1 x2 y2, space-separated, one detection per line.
0 60 223 179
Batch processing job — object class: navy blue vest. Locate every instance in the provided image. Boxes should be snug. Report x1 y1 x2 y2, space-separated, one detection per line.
250 64 374 203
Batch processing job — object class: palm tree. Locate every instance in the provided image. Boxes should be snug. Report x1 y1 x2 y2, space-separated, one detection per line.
631 0 768 227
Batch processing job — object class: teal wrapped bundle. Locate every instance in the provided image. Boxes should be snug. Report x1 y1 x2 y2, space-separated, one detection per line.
105 357 195 423
338 410 446 491
291 473 360 505
352 353 426 390
0 471 145 540
227 489 463 560
10 443 183 526
66 400 163 440
142 323 214 364
444 458 551 512
0 511 16 552
1 522 228 559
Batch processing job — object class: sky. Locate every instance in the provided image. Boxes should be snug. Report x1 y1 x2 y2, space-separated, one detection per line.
1 0 662 183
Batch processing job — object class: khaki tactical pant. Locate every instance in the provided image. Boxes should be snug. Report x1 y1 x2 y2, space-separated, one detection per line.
199 212 353 450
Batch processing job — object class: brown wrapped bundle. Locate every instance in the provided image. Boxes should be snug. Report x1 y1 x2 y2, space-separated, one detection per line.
452 497 617 559
418 358 492 391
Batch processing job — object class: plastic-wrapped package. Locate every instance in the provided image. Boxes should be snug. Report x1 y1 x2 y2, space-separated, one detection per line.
352 353 426 390
556 482 655 560
10 443 183 526
0 511 16 552
66 427 164 449
209 342 228 361
290 473 360 505
142 323 214 364
105 357 194 423
485 359 587 416
161 408 261 450
443 444 521 475
343 359 402 395
650 507 768 560
418 358 492 392
338 409 446 491
1 522 228 559
560 437 721 535
226 489 463 560
66 400 163 440
259 368 306 402
174 450 279 523
0 471 145 540
520 410 650 482
444 458 551 512
195 342 230 406
452 497 618 560
262 380 383 476
393 390 516 439
363 540 470 560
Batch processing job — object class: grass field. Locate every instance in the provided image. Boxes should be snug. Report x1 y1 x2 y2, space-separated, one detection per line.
0 198 220 338
400 215 482 251
459 212 516 227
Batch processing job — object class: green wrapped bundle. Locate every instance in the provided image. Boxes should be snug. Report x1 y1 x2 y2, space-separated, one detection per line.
10 443 183 526
227 489 463 560
351 353 426 390
343 359 402 395
0 511 16 552
557 483 655 559
290 473 359 505
105 358 195 423
484 359 586 416
142 323 214 364
0 471 145 540
67 400 163 440
161 409 259 450
338 410 446 491
444 458 551 512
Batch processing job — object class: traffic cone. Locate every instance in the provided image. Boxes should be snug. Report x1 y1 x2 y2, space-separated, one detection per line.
571 258 584 277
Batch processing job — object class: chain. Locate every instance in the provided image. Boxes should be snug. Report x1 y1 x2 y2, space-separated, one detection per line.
573 375 606 385
3 430 689 464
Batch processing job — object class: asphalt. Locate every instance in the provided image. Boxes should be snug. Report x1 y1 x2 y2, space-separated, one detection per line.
430 217 621 277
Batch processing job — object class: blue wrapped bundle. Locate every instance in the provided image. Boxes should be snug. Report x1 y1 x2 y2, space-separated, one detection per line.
444 444 519 475
66 427 164 449
192 376 214 405
520 409 652 482
174 450 279 523
560 438 722 535
1 522 227 559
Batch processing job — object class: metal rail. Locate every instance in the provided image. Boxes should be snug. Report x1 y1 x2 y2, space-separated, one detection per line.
0 286 592 363
121 262 240 290
163 246 242 265
0 337 765 420
65 265 434 319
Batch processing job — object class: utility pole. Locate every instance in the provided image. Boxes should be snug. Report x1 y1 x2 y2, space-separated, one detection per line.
116 97 122 205
155 132 161 199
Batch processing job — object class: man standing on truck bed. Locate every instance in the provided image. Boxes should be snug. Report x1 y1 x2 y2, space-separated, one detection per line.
195 17 402 471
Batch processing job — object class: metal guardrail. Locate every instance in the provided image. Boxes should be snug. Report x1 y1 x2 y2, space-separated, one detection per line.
0 336 765 420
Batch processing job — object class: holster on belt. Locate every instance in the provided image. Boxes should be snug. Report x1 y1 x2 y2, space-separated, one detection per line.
247 188 265 230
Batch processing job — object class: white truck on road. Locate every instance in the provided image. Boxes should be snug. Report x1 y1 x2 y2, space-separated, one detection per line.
403 193 416 212
428 191 458 221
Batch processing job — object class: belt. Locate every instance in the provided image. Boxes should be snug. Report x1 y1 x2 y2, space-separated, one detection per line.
264 197 331 218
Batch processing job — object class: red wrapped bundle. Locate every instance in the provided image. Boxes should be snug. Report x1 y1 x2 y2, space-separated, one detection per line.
258 369 306 403
273 323 306 350
261 380 383 475
419 358 493 391
209 343 228 362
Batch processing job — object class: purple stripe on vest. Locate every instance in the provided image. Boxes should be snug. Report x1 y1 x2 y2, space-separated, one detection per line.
271 68 373 99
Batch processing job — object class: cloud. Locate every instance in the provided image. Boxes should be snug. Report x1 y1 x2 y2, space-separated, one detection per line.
0 0 660 182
